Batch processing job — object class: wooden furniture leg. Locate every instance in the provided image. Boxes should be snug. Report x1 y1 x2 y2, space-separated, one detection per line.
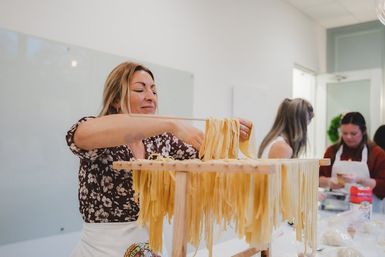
231 247 258 257
261 244 271 257
172 171 188 257
232 244 271 257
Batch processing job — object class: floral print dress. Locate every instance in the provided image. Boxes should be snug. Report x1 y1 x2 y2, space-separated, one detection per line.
66 116 198 256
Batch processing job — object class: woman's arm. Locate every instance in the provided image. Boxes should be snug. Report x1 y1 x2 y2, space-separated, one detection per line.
74 114 203 150
319 145 343 189
319 176 343 189
368 146 385 198
356 177 376 188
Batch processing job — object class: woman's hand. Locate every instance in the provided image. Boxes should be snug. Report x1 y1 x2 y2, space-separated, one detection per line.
318 191 327 201
239 118 252 142
320 176 344 189
171 121 204 150
341 173 356 184
356 177 376 189
329 177 344 189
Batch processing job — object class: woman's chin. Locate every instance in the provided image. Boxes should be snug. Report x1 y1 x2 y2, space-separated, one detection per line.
141 109 156 115
345 143 359 148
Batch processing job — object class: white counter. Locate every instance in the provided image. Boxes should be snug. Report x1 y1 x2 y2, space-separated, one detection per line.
186 210 385 257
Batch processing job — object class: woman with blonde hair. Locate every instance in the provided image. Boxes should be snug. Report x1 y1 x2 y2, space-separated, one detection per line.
66 61 252 257
258 98 314 159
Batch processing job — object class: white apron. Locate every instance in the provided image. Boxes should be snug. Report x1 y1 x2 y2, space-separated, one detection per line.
331 145 384 213
70 221 149 257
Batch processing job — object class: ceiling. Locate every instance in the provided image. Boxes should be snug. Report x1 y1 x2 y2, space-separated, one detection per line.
283 0 379 28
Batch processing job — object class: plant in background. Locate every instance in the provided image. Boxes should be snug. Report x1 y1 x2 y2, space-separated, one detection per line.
327 114 342 144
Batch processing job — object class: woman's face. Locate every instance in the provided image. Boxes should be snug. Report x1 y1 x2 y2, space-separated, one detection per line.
129 70 157 114
340 124 363 148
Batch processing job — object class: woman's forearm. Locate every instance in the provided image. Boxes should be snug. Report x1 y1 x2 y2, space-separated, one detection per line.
319 176 330 188
74 114 176 150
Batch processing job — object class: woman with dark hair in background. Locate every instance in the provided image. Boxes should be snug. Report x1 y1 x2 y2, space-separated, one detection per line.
374 124 385 151
319 112 385 212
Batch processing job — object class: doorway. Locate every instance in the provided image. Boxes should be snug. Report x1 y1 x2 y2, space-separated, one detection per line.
292 66 316 158
315 69 383 157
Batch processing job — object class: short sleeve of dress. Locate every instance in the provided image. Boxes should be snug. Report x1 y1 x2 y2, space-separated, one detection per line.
65 116 107 161
167 133 198 160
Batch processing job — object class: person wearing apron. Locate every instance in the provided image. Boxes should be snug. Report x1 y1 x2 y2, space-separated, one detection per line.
319 112 385 213
66 62 253 257
66 62 202 257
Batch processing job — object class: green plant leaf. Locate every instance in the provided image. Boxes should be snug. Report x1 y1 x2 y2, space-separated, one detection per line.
327 114 342 143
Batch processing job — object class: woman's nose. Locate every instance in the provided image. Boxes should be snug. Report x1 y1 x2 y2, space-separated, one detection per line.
144 89 156 101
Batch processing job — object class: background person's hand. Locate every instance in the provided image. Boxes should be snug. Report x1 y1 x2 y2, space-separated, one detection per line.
318 191 327 201
356 177 376 189
342 173 356 184
239 118 252 142
172 121 204 150
329 177 344 189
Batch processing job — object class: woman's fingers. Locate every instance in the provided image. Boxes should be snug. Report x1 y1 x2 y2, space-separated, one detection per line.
239 118 252 141
240 129 249 141
342 174 356 183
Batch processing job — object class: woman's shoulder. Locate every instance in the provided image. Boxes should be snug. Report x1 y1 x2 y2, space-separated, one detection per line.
269 139 293 158
325 143 339 153
66 116 96 135
369 144 385 155
274 135 286 143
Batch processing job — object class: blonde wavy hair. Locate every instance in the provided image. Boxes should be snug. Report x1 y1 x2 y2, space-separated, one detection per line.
98 62 154 116
258 98 314 158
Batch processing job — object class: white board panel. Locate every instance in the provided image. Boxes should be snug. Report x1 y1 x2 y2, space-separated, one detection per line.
0 27 193 245
232 86 282 154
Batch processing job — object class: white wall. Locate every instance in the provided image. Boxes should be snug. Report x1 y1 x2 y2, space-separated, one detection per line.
0 0 325 118
0 0 325 255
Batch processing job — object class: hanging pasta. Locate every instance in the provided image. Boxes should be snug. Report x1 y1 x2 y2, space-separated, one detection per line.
131 155 176 253
128 117 320 256
278 160 319 256
190 118 251 257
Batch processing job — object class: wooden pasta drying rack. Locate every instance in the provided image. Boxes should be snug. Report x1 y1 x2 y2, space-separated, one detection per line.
113 158 330 257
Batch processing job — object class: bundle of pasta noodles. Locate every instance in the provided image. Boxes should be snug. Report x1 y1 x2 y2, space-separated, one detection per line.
287 160 319 255
189 118 255 256
131 117 319 256
132 156 176 253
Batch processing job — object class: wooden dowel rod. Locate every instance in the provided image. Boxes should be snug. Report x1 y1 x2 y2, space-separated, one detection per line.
129 113 206 122
113 160 274 174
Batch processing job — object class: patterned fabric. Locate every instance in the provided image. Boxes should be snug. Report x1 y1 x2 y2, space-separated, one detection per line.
124 243 161 257
66 116 198 222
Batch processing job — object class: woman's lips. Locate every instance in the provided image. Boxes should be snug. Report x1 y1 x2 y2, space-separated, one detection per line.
141 106 156 112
